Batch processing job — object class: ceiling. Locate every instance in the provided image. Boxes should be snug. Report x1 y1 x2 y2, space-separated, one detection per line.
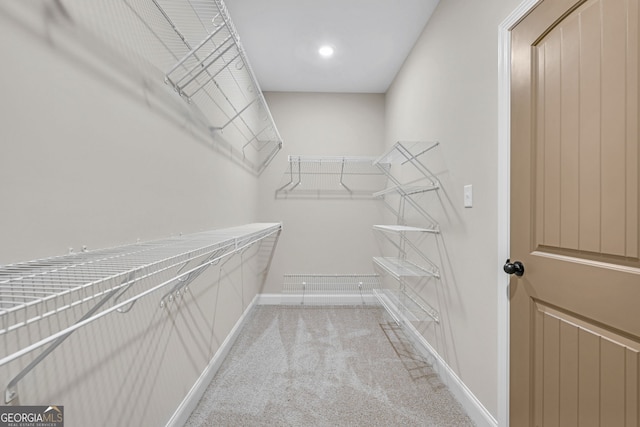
224 0 440 93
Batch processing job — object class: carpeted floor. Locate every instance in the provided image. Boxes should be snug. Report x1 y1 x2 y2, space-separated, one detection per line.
185 306 475 426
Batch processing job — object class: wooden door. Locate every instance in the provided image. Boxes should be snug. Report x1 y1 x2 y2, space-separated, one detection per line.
510 0 640 425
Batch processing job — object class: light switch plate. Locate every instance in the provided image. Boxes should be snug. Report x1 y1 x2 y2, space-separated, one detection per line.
464 184 473 208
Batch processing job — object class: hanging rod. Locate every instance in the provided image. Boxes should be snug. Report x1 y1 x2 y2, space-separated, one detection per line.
276 155 390 197
288 155 386 164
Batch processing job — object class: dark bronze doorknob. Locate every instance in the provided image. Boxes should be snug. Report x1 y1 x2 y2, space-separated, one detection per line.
504 259 525 276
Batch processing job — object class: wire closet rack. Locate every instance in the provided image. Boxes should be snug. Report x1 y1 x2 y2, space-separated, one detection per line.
282 274 380 305
372 141 442 324
275 156 391 198
372 225 440 279
281 274 438 323
39 0 282 174
373 141 440 226
374 287 440 324
0 222 281 403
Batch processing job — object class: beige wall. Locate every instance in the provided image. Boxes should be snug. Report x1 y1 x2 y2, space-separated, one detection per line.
384 0 521 419
257 92 386 293
0 3 267 426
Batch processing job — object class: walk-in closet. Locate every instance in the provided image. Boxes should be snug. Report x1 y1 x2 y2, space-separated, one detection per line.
1 0 530 426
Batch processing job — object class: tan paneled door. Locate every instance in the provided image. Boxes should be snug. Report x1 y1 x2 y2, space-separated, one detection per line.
510 0 640 425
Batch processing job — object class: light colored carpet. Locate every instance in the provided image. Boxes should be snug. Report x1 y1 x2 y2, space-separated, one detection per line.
185 306 474 426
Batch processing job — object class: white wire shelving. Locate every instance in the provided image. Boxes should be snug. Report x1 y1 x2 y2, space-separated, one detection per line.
373 288 439 323
0 222 281 403
372 224 439 234
283 273 380 294
275 156 390 198
373 224 441 277
161 0 282 172
373 141 440 226
0 223 281 339
373 257 439 279
282 274 380 305
372 141 442 324
40 0 282 174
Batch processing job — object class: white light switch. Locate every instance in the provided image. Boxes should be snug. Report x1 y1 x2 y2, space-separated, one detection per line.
464 184 473 208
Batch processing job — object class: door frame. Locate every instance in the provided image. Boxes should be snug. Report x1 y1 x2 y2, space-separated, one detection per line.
497 1 542 426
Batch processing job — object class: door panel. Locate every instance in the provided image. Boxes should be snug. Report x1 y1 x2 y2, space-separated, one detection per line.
533 0 639 260
532 302 640 427
510 0 640 425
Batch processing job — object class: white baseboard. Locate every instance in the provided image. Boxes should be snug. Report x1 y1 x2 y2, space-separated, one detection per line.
165 295 259 427
257 293 379 306
374 292 496 426
402 320 498 427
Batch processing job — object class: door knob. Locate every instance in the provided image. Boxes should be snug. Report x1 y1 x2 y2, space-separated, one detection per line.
503 259 525 276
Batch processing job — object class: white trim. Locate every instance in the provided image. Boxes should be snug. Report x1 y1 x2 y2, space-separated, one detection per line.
497 1 543 426
402 320 497 427
257 293 379 306
165 295 260 427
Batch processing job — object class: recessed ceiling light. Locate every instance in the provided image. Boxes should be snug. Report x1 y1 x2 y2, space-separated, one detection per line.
318 45 334 58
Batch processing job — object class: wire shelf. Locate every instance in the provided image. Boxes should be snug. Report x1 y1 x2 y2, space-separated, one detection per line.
373 225 440 234
48 0 282 174
162 0 282 172
373 257 439 279
372 141 441 226
276 156 390 198
373 225 441 277
374 288 439 323
371 141 442 326
0 222 281 404
282 274 380 305
283 274 380 294
0 223 281 340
